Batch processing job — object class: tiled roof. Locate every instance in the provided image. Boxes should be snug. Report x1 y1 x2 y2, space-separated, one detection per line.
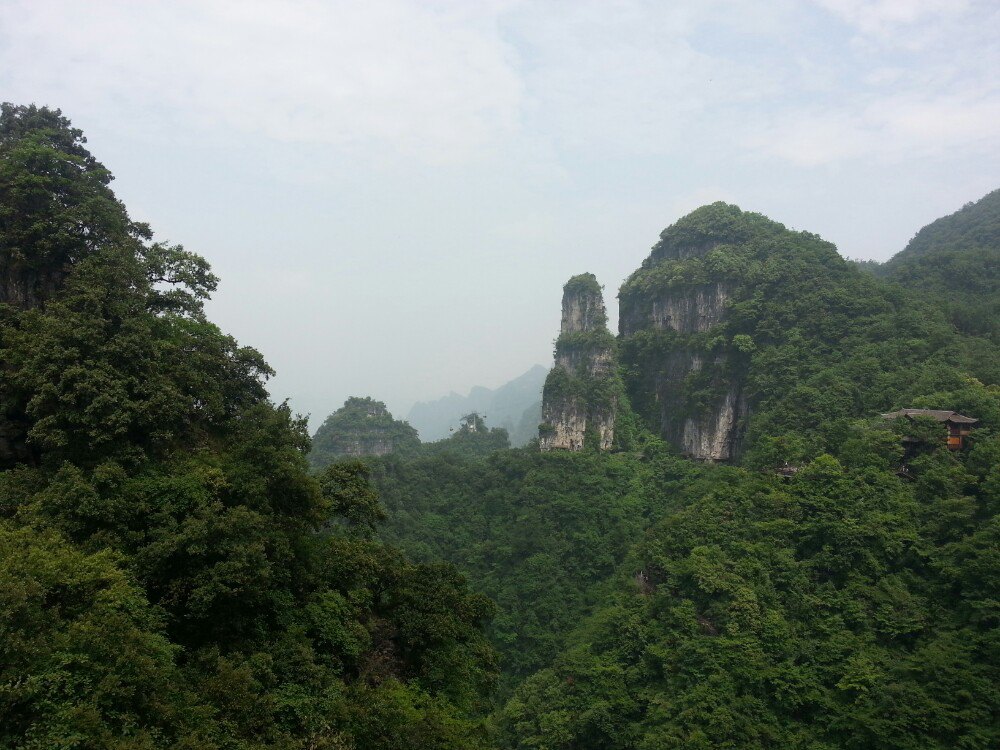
881 409 978 424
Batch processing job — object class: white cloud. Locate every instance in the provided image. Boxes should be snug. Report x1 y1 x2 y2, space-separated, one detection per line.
748 87 1000 167
0 0 995 170
0 0 523 162
812 0 970 38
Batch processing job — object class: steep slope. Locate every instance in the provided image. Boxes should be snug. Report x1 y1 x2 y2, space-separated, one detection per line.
883 188 1000 340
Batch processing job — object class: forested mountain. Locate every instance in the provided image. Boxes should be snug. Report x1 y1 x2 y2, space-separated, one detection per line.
370 196 1000 748
309 397 420 469
1 105 497 749
406 365 546 446
3 101 998 749
883 189 1000 341
618 202 999 465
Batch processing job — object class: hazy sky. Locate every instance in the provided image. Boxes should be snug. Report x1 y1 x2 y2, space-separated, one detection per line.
2 0 998 426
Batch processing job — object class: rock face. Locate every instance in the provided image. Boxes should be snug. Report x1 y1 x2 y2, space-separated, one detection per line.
309 397 419 469
618 203 754 461
629 341 746 462
539 274 619 452
621 282 730 336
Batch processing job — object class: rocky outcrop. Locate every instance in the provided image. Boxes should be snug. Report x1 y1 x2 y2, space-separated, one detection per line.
620 282 730 336
618 204 754 461
539 274 620 452
674 381 746 459
309 397 420 469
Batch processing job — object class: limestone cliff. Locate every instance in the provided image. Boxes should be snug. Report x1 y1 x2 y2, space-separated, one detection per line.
617 203 764 461
309 397 419 469
539 274 620 452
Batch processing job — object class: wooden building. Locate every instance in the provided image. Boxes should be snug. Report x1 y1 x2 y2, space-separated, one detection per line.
881 409 979 450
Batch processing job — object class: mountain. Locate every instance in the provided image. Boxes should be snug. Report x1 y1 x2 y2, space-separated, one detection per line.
406 364 546 446
883 188 1000 341
5 100 1000 749
309 396 420 469
373 200 1000 748
617 201 998 463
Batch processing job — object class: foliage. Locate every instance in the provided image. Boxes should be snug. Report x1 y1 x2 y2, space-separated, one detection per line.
618 201 1000 464
5 102 1000 749
0 105 496 749
376 197 1000 747
883 189 1000 341
497 431 1000 749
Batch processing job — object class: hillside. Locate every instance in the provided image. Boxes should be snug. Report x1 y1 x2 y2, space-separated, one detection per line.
883 189 1000 341
618 201 999 465
309 396 420 469
1 105 497 750
370 200 1000 748
3 102 998 750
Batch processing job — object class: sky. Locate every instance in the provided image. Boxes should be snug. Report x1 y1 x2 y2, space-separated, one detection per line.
2 0 998 427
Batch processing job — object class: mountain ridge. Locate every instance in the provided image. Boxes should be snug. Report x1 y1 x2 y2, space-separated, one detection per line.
406 364 547 445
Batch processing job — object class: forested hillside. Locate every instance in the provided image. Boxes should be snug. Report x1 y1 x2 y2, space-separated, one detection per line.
367 198 1000 748
3 101 998 749
883 189 1000 341
0 105 497 749
309 397 420 469
618 202 999 464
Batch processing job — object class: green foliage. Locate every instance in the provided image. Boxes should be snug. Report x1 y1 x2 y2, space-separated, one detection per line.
0 521 210 749
407 412 511 460
1 105 496 748
318 460 386 534
500 431 1000 749
884 189 1000 341
563 272 604 299
373 447 703 692
5 103 999 749
379 198 1000 747
0 103 152 309
618 201 1000 463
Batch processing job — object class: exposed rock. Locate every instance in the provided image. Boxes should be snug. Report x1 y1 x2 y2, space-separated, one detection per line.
650 283 729 334
560 278 607 334
618 204 755 461
620 283 730 336
677 384 747 459
539 274 619 452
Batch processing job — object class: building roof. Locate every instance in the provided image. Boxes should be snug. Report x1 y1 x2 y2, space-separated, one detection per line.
881 409 978 424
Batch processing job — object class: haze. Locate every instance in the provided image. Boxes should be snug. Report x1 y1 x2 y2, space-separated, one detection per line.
2 0 997 427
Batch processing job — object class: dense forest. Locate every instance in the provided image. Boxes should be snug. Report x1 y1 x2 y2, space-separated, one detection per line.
0 105 497 749
2 103 998 749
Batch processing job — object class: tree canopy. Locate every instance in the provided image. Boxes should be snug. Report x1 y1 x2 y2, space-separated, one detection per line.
1 103 497 749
